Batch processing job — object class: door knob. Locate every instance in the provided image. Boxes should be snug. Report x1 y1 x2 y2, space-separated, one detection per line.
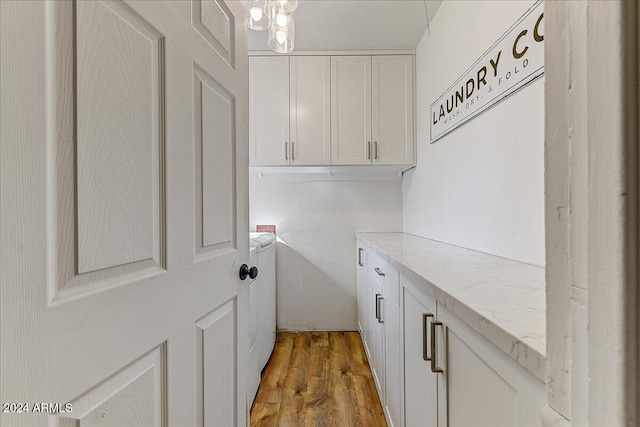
239 264 259 280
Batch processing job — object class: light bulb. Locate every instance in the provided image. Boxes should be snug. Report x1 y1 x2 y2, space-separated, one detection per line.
276 30 287 44
276 13 287 27
250 7 263 22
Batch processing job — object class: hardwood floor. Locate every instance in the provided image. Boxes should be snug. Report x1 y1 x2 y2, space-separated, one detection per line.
250 331 388 427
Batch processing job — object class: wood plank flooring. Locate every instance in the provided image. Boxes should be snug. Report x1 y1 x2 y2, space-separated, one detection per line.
250 332 388 427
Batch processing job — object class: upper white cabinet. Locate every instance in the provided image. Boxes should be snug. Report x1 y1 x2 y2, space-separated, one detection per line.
289 56 331 165
331 56 372 165
332 55 415 165
250 53 415 168
249 56 289 166
372 55 414 165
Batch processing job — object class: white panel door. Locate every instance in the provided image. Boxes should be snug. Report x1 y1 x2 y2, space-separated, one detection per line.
289 56 331 165
331 56 372 165
372 55 414 165
0 1 249 426
249 56 289 166
403 286 438 427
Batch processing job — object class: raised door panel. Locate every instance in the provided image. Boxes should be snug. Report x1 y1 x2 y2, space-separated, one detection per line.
56 345 165 427
191 0 235 67
403 285 438 427
290 56 331 165
330 56 372 165
76 0 162 274
195 300 237 427
194 65 237 260
249 56 289 165
372 55 414 165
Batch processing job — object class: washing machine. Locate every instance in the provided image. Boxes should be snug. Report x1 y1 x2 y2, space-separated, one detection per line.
247 232 276 406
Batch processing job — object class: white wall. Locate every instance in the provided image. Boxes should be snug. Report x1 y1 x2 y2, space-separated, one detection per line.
403 0 545 266
250 179 403 331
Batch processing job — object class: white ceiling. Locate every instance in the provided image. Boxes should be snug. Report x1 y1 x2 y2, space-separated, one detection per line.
247 0 443 51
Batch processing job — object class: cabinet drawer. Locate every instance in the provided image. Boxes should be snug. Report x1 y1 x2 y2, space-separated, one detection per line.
369 252 400 306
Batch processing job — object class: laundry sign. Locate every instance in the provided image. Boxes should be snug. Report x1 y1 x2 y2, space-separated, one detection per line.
430 1 544 143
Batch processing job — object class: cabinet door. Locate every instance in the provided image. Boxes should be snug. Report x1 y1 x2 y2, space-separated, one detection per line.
372 55 414 165
384 296 402 427
331 56 372 165
249 56 289 165
371 272 385 397
404 286 438 427
290 56 331 165
438 304 546 427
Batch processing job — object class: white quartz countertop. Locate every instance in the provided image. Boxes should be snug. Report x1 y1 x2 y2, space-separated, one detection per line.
355 232 546 381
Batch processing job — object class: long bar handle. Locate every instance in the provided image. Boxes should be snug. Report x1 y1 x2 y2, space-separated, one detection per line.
375 294 381 320
374 141 378 160
358 248 364 266
291 142 295 160
377 296 384 323
374 267 385 277
367 141 371 160
423 313 434 361
430 321 444 373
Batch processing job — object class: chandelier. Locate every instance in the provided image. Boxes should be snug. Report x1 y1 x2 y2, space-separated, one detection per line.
244 0 297 53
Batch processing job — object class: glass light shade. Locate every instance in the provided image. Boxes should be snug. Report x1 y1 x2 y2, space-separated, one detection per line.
272 0 298 13
245 0 270 31
268 10 294 53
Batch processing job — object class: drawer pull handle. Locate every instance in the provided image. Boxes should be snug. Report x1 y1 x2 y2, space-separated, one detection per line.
377 296 384 323
430 320 444 373
375 294 381 320
358 248 364 267
423 313 434 361
374 267 385 277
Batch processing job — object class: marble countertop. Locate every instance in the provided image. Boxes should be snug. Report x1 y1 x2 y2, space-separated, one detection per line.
355 232 546 382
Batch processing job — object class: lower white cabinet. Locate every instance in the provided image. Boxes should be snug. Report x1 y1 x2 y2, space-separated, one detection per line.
439 303 546 427
357 246 402 427
357 241 546 427
401 274 546 427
